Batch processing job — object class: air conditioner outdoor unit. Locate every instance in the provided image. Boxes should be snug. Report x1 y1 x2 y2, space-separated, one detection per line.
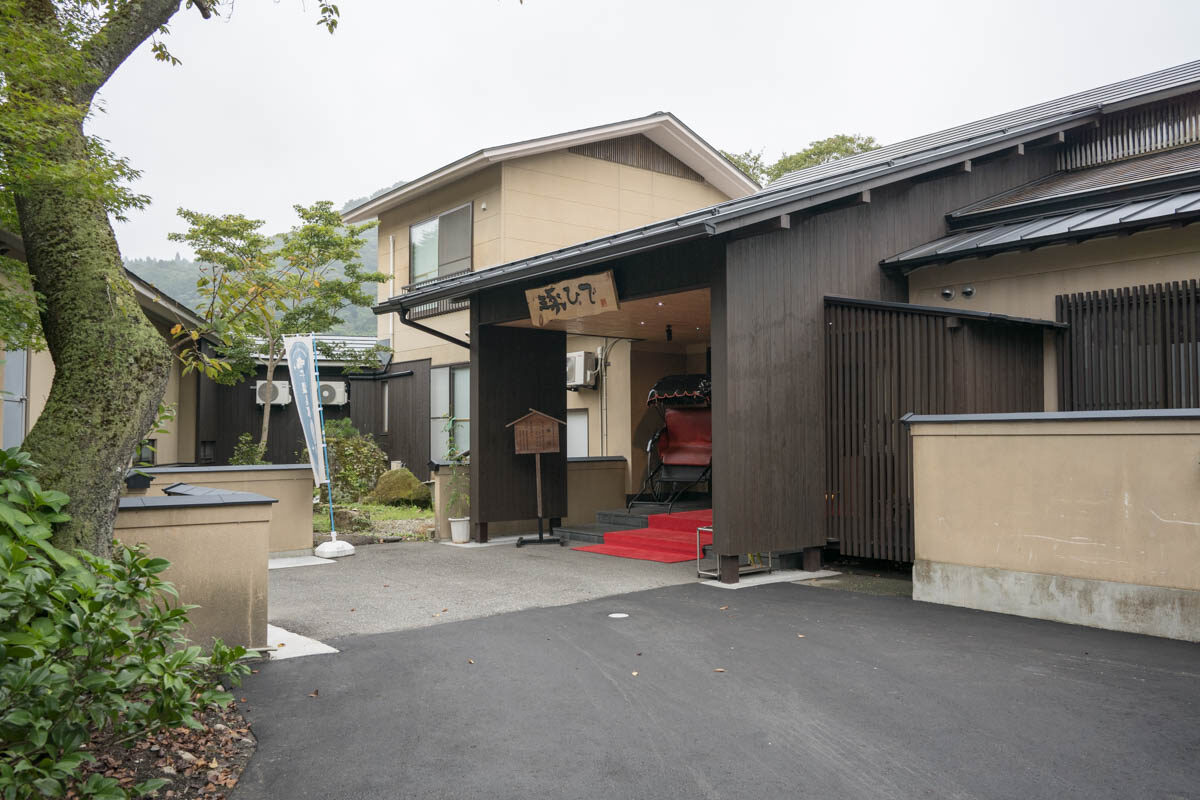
255 380 291 406
566 351 598 389
319 381 349 406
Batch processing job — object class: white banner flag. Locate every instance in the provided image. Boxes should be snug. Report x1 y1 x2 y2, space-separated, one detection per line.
284 335 328 485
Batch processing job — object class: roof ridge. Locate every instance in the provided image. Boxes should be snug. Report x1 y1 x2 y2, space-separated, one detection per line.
768 59 1200 192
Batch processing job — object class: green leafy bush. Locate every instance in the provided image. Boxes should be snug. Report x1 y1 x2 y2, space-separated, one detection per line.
322 417 360 440
368 468 431 508
309 424 387 504
0 448 254 799
229 432 269 465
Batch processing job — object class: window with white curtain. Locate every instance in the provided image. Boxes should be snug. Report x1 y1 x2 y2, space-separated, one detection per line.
430 364 470 461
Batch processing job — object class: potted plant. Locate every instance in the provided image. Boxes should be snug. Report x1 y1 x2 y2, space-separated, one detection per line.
444 420 470 543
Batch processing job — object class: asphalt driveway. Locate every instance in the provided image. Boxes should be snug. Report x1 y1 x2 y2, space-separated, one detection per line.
233 581 1199 800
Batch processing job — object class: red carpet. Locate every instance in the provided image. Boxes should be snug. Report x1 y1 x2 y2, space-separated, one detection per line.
573 509 713 563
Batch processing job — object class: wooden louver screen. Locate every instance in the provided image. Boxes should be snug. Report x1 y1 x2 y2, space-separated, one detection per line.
824 301 1044 563
1057 280 1200 410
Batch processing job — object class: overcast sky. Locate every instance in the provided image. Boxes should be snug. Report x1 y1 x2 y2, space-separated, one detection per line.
90 0 1199 259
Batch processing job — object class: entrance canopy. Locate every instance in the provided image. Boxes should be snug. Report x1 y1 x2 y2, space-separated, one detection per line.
499 288 710 345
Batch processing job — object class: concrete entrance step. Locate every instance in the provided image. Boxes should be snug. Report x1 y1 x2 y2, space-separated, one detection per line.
555 522 629 545
597 500 712 530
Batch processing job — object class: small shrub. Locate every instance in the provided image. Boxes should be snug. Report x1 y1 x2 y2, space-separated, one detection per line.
0 448 255 800
308 431 388 504
322 417 360 440
230 432 269 465
368 468 432 508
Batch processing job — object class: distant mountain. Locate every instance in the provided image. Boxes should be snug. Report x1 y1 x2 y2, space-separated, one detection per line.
340 179 406 215
126 233 383 338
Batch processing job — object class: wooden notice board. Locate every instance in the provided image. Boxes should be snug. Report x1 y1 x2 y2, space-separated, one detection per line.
507 409 564 454
525 270 619 327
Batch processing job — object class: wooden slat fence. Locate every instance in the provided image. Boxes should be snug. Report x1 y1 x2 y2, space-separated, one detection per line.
1057 280 1200 410
824 300 1044 562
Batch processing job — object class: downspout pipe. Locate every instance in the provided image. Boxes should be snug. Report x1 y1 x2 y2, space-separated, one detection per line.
398 307 471 350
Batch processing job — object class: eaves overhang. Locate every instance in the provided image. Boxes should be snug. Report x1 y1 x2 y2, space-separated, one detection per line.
375 219 715 313
376 111 1100 314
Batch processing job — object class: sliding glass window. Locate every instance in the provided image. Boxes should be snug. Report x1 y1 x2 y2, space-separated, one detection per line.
409 203 472 285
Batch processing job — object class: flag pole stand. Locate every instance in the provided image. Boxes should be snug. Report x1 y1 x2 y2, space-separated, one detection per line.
310 333 355 559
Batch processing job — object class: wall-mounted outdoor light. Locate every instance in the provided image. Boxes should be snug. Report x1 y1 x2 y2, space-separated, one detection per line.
961 285 976 298
940 287 956 301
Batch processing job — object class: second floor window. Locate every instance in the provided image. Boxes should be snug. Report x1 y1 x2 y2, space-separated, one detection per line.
410 203 472 284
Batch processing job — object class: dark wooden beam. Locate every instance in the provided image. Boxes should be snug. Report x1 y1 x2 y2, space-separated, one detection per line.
802 547 823 572
718 554 740 584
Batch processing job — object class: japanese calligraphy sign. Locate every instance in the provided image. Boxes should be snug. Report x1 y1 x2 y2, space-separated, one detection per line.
525 270 619 327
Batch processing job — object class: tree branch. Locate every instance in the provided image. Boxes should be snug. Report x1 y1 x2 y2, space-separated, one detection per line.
77 0 193 101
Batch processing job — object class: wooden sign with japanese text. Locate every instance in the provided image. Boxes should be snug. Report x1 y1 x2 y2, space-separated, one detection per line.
507 410 564 455
525 270 619 327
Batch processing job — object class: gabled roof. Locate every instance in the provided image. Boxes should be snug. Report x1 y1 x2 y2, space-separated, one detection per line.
380 60 1200 313
342 112 759 223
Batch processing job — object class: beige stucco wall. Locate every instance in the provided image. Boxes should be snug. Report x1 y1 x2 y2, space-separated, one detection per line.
563 457 627 526
911 417 1200 591
565 335 632 459
430 464 466 540
432 458 627 540
143 465 314 554
114 502 270 649
376 166 502 366
907 226 1200 409
499 152 728 263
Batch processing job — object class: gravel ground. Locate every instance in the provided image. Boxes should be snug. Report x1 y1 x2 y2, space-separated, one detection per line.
312 516 435 547
269 540 696 641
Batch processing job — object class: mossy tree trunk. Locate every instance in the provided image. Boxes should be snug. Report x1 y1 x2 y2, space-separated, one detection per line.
6 0 193 557
16 123 171 557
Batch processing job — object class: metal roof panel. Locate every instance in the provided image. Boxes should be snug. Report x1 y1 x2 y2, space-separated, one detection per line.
884 187 1200 270
771 60 1200 192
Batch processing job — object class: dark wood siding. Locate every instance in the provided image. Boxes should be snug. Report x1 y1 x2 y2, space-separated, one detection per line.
824 301 1044 561
1057 280 1200 410
384 359 432 480
196 364 352 466
569 134 704 182
715 149 1056 556
470 303 567 535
